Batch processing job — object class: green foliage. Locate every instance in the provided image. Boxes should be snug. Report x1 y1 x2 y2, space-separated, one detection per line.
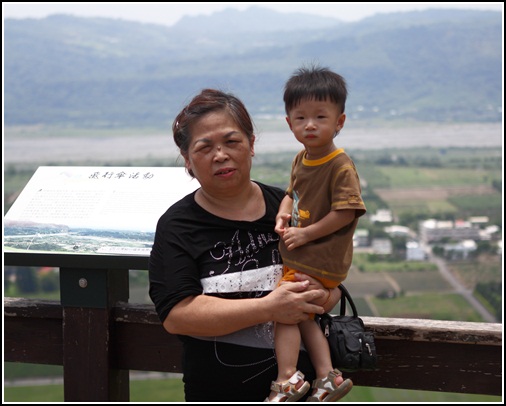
476 282 502 320
448 194 502 210
475 282 502 320
355 163 391 188
491 179 502 192
15 267 39 293
39 271 60 293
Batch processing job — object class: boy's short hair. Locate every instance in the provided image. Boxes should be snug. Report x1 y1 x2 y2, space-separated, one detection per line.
284 65 347 115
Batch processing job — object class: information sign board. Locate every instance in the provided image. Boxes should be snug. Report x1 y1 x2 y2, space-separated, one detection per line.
4 166 199 256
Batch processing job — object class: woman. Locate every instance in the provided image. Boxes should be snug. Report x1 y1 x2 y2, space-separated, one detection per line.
149 89 343 402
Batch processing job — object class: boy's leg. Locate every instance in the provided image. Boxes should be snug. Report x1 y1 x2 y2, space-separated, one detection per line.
274 322 302 382
266 322 308 401
299 319 339 381
300 319 350 399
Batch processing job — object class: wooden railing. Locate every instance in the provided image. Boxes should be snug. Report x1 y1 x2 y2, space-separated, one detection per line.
4 252 503 402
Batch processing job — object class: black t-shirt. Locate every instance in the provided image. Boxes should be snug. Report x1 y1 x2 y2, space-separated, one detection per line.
148 182 315 401
149 182 284 324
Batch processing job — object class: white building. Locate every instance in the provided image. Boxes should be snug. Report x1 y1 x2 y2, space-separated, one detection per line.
444 239 477 260
370 209 393 223
353 229 369 247
385 225 411 237
371 238 392 255
419 219 481 243
406 241 426 261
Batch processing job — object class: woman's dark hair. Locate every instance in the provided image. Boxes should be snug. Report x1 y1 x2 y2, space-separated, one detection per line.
283 65 348 115
173 88 254 157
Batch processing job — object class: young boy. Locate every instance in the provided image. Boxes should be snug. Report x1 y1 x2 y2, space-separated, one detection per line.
266 65 366 402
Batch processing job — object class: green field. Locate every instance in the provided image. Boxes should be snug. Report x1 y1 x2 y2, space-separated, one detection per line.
371 292 483 321
353 254 439 273
375 166 501 188
447 257 502 288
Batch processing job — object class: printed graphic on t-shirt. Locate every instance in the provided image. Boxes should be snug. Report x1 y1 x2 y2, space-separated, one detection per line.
200 228 283 297
292 190 310 228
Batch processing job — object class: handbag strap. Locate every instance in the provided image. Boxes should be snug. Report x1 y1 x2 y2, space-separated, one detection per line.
338 284 358 317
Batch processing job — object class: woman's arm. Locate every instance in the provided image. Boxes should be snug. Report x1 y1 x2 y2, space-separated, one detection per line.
163 280 327 336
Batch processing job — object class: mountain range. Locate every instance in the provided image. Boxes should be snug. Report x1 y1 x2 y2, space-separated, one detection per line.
4 6 502 128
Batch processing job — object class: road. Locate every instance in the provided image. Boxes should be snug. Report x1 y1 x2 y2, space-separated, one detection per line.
425 247 497 323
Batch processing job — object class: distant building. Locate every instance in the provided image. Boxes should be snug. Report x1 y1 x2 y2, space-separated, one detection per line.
406 241 426 261
353 229 369 247
370 209 393 223
469 216 489 227
419 219 481 243
479 225 500 241
371 238 392 255
385 225 411 237
444 239 477 260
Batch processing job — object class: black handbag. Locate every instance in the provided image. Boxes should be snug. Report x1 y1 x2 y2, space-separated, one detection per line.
316 284 377 372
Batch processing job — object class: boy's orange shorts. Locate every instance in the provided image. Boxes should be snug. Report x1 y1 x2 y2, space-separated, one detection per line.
280 266 339 289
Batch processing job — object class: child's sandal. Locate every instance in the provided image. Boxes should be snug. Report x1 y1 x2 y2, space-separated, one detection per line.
264 370 310 402
305 369 353 402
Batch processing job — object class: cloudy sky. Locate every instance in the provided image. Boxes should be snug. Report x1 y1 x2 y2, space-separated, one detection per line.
3 2 503 26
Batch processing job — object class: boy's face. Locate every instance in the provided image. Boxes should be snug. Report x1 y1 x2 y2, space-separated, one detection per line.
286 98 346 153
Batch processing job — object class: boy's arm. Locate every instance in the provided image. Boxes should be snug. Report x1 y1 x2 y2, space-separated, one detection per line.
275 194 293 235
282 209 355 250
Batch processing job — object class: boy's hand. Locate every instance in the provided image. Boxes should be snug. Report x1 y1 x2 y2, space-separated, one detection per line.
282 226 310 250
275 213 291 236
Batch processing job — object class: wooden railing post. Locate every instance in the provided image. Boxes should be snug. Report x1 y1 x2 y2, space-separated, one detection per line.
60 267 129 402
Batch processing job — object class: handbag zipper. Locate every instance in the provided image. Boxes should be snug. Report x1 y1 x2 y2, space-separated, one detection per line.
365 342 372 356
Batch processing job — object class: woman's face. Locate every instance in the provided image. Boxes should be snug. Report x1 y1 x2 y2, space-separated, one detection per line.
184 110 255 196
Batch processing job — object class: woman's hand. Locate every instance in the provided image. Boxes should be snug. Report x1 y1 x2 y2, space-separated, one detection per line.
290 272 342 313
266 280 326 324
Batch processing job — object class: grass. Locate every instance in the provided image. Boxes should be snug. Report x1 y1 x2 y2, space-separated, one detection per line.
4 378 501 403
4 384 65 402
